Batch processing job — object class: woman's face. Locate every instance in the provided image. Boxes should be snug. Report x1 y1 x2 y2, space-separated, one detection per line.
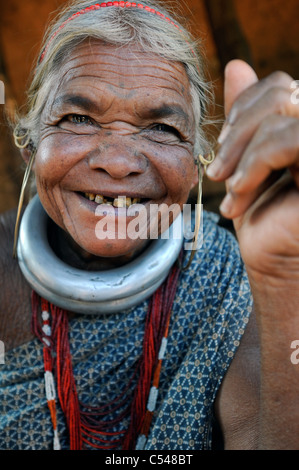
34 39 198 262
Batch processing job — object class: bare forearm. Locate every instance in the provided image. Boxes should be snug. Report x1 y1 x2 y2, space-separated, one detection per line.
250 276 299 449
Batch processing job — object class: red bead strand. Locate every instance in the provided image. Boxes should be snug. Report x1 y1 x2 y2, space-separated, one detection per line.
31 257 181 450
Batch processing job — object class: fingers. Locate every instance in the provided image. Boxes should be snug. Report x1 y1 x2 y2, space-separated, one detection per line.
207 75 298 182
228 116 299 190
224 70 294 127
205 65 299 221
223 60 258 117
219 116 299 218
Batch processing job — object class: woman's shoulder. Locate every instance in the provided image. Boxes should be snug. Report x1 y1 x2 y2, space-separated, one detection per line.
0 208 18 259
181 209 253 324
0 208 21 281
0 208 33 351
0 208 24 276
185 210 244 277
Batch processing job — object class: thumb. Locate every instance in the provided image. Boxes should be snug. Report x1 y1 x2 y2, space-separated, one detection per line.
224 59 259 117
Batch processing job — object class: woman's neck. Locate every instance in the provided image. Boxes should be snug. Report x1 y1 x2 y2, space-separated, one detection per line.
48 220 150 271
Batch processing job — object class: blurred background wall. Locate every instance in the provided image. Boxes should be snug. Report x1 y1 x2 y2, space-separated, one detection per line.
0 0 298 216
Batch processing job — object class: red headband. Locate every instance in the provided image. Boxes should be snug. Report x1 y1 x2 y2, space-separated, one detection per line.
39 2 185 63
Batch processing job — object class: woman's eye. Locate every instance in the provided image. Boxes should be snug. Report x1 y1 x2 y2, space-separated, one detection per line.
151 124 182 139
58 114 97 134
66 114 93 125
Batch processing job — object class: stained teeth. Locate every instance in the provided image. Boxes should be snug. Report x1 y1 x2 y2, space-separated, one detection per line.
84 193 141 207
113 196 127 208
95 194 104 204
112 196 133 208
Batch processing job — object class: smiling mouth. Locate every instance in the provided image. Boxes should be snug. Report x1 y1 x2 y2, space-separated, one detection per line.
82 192 149 208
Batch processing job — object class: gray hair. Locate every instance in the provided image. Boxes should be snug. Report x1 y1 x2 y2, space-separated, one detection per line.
14 0 214 156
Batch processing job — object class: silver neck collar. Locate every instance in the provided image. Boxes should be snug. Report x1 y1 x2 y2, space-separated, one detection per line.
17 195 183 314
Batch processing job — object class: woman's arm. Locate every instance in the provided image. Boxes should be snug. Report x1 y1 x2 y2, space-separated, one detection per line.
0 209 32 351
209 60 299 449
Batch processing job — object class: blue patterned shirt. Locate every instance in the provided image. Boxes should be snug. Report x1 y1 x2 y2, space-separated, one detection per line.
0 211 253 450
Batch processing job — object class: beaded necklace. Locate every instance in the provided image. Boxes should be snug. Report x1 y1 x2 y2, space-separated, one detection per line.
31 258 181 450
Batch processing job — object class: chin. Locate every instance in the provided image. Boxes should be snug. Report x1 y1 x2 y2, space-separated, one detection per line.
76 235 150 260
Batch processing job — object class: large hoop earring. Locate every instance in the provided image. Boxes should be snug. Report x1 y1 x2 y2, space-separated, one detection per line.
13 148 36 258
199 150 215 173
182 151 215 271
13 128 31 149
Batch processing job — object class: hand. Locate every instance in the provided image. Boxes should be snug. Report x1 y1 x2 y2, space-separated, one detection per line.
207 60 299 281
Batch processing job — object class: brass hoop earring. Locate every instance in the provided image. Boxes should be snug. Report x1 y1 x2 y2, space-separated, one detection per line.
182 151 215 271
198 150 215 173
13 128 31 149
13 149 36 258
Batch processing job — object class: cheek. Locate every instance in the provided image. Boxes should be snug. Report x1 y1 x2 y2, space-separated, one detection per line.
34 134 90 186
152 147 196 200
34 141 65 187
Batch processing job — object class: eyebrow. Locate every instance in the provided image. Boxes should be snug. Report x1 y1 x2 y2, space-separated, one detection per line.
142 104 190 126
52 94 100 113
51 94 191 127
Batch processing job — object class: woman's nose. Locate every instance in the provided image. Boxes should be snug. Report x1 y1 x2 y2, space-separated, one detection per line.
87 138 148 179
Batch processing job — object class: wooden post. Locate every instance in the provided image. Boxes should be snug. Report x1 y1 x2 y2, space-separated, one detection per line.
0 44 23 213
204 0 253 72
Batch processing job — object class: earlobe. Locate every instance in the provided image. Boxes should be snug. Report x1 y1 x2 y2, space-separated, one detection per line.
20 147 32 165
191 165 198 189
191 161 199 189
13 127 36 168
190 151 216 189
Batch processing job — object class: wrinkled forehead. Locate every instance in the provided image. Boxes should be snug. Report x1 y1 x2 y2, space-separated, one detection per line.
45 39 194 118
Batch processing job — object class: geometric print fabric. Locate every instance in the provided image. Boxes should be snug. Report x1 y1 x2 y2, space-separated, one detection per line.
0 211 253 449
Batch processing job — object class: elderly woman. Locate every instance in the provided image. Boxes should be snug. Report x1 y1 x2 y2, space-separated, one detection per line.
0 0 299 451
